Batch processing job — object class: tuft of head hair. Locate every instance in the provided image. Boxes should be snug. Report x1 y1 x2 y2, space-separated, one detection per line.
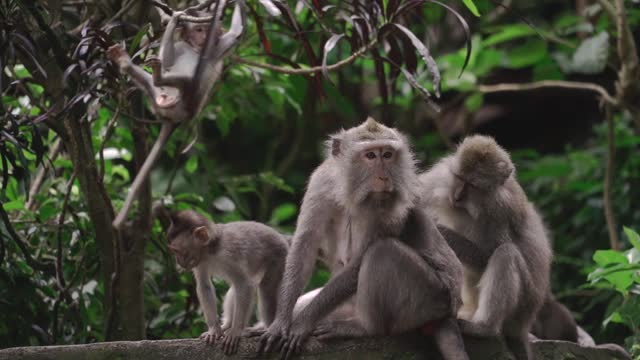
456 135 514 189
326 116 402 157
167 210 211 240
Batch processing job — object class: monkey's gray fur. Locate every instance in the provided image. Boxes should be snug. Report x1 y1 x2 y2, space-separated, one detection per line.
259 117 468 360
161 209 288 355
420 135 552 360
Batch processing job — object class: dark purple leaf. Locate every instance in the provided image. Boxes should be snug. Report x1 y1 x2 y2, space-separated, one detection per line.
322 33 345 83
258 0 282 16
392 23 440 97
387 0 401 19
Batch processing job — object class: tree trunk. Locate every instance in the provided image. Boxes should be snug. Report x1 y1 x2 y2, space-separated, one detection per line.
115 123 153 340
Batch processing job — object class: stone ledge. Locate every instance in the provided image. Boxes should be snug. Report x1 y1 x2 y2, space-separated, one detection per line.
0 334 629 360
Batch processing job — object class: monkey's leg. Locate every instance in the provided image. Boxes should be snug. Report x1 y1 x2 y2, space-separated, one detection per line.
221 283 255 354
433 318 470 360
257 260 284 326
120 62 160 102
470 243 526 336
458 267 481 320
504 332 532 360
313 318 367 341
221 286 236 331
357 240 450 334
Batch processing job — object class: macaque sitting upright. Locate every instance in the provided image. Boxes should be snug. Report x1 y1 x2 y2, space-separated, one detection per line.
158 208 288 355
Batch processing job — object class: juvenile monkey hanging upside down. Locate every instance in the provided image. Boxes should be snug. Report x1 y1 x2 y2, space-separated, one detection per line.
155 206 288 355
258 117 469 360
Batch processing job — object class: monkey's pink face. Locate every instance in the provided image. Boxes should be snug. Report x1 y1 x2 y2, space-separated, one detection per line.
361 146 395 199
187 24 209 51
449 172 481 219
168 241 201 270
155 87 180 109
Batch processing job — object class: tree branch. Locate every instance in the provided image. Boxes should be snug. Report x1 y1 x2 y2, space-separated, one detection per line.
0 201 55 275
603 105 620 250
477 80 617 105
232 39 378 75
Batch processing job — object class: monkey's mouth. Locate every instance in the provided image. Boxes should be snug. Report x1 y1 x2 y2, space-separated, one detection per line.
369 191 394 200
156 95 179 108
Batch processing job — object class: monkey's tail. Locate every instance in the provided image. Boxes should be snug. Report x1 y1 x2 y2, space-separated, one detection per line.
113 123 176 230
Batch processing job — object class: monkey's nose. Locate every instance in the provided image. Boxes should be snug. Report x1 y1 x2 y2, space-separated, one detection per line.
378 176 389 182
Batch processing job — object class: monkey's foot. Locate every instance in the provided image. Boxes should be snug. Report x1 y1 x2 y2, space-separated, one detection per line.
243 324 266 337
457 319 501 338
200 328 223 345
313 319 367 341
221 329 242 355
106 44 130 66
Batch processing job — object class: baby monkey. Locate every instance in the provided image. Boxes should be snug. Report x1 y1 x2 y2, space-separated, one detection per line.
158 207 288 354
108 0 245 230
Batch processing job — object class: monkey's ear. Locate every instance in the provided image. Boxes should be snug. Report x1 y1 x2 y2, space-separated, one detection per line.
168 243 180 254
496 161 514 184
331 138 342 157
193 226 211 247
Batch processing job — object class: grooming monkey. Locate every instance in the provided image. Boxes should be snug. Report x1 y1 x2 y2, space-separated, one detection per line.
420 135 552 360
439 225 632 359
438 225 577 342
259 118 469 360
156 206 287 355
108 0 245 229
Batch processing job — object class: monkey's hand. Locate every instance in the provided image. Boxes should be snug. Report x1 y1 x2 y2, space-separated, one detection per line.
243 323 266 337
145 57 161 73
280 319 313 360
106 44 130 67
200 326 223 345
221 328 242 355
257 319 289 354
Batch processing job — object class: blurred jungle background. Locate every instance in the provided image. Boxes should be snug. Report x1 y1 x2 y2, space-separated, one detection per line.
1 0 639 355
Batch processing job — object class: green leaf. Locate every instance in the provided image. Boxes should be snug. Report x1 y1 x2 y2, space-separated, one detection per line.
461 0 480 17
130 23 151 53
2 200 24 212
593 250 629 266
624 227 640 250
482 24 537 47
269 203 298 225
506 39 548 68
464 92 483 112
185 156 198 174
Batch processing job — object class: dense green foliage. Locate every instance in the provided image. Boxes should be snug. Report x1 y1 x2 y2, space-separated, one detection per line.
1 0 639 355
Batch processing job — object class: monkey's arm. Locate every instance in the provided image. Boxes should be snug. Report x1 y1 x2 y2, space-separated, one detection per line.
436 224 490 271
258 172 332 353
159 13 180 69
282 254 361 360
214 0 245 58
294 255 360 327
194 267 223 341
405 208 463 314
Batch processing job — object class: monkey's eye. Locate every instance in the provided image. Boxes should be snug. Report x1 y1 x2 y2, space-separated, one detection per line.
382 151 393 159
365 152 376 160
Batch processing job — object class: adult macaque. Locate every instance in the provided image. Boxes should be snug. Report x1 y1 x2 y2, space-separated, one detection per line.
439 224 632 359
108 0 245 230
259 118 469 360
420 135 552 360
157 207 288 355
